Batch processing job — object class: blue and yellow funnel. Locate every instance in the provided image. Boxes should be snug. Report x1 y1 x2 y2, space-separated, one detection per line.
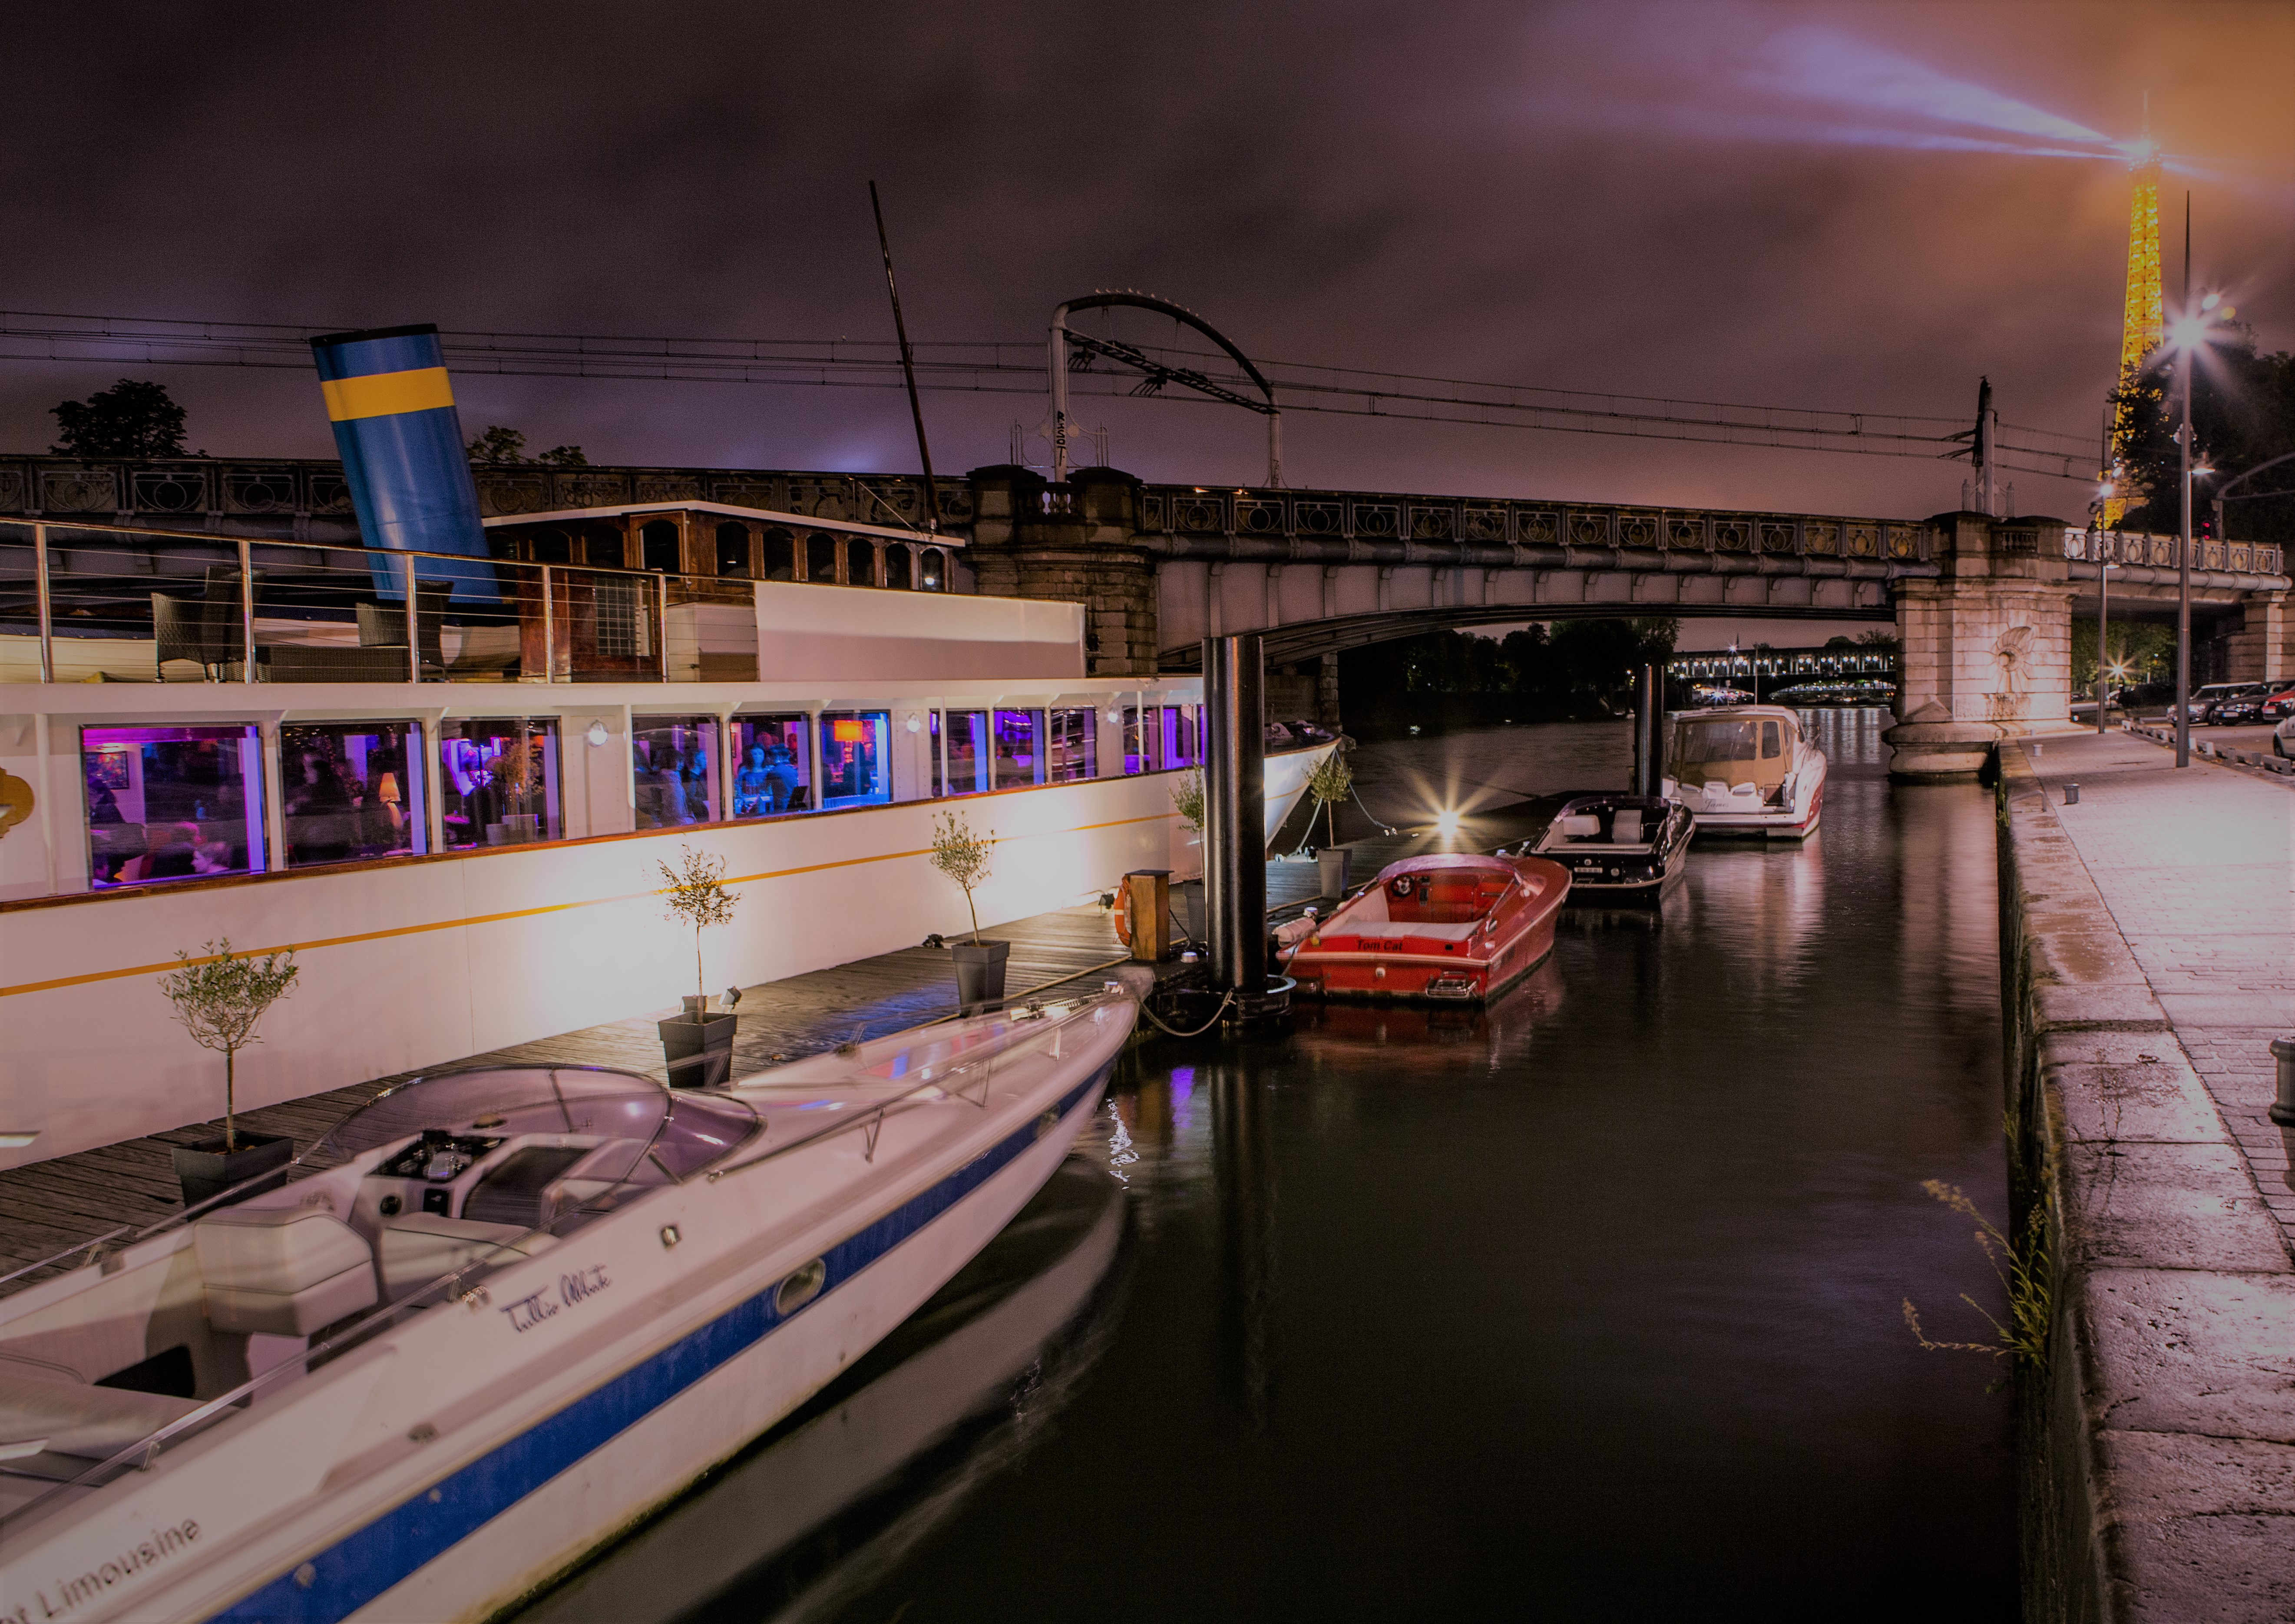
309 324 487 576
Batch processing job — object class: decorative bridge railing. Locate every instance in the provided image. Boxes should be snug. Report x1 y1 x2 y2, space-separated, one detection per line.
1134 484 1936 562
2060 526 2285 578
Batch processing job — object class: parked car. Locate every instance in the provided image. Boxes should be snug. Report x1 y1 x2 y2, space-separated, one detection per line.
2259 686 2295 722
2277 712 2295 758
2186 681 2251 723
2206 682 2276 725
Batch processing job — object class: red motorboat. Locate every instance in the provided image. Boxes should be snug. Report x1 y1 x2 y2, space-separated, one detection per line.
1280 851 1571 1002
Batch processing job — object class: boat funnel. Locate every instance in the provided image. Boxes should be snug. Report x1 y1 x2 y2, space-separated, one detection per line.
309 324 488 583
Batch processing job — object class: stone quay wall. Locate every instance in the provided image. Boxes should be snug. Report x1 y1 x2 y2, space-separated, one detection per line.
1997 747 2295 1621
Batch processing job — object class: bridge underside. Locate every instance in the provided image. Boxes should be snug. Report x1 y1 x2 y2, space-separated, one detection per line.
1154 555 1906 670
1158 601 1893 671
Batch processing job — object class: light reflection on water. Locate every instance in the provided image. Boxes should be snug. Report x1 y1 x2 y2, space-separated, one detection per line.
534 710 2015 1623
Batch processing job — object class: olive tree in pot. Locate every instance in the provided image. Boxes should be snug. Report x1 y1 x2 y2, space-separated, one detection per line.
159 939 300 1209
1305 748 1354 897
932 811 1007 1012
1170 771 1207 946
657 845 740 1088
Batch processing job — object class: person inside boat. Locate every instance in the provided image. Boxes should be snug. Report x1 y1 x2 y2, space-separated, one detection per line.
762 745 800 811
734 744 773 817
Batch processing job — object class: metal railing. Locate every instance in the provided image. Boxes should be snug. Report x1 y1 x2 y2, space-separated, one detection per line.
0 518 911 687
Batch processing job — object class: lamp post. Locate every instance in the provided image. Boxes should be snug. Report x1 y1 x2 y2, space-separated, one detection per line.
2090 486 2113 735
2176 320 2194 767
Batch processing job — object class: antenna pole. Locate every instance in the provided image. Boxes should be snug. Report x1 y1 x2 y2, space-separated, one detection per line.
868 182 940 533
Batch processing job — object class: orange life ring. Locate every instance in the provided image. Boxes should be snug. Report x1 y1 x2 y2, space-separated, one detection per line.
1112 883 1134 947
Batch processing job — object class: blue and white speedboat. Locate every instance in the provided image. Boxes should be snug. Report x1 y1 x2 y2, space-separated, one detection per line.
0 982 1140 1623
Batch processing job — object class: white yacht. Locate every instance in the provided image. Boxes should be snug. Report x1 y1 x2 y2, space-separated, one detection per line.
0 984 1138 1623
1660 705 1827 838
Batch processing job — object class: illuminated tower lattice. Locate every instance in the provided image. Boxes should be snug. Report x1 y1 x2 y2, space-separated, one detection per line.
2106 147 2162 525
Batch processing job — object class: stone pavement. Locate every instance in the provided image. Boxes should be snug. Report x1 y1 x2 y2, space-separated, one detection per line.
2024 730 2295 1249
2002 732 2295 1620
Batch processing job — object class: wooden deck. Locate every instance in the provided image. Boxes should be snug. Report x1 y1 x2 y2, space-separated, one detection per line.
0 810 1561 1297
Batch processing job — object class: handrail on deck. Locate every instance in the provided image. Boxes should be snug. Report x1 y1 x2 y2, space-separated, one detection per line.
0 514 939 686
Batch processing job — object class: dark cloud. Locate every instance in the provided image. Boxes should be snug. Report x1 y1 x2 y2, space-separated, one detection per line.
3 0 2288 519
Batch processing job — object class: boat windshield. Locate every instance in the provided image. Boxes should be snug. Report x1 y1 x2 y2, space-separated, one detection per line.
1673 718 1774 763
304 1066 760 1182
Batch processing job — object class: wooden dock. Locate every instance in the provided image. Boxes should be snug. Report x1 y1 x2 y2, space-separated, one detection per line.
0 812 1559 1297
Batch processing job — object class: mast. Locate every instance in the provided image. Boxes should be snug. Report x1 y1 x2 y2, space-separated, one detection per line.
867 182 940 533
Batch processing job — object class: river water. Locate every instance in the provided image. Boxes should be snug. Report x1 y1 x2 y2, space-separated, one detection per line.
528 709 2016 1622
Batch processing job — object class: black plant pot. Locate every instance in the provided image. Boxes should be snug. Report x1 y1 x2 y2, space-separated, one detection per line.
951 940 1011 1014
1317 847 1351 898
172 1132 293 1211
1173 880 1206 947
658 1011 737 1089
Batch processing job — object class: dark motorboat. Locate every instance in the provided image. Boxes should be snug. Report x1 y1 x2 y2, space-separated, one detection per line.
1515 794 1693 901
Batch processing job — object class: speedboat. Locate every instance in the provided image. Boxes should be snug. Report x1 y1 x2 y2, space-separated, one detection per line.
1517 794 1694 900
0 984 1140 1624
1661 705 1827 839
1279 852 1569 1002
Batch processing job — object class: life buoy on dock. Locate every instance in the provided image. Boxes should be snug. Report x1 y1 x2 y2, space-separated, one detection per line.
1112 883 1134 947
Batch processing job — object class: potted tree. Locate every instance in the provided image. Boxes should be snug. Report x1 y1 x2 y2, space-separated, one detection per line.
931 811 1007 1012
657 845 740 1088
1305 749 1354 897
159 939 300 1209
497 731 541 844
1170 771 1207 946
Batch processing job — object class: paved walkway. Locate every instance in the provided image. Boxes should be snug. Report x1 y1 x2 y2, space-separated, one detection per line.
2022 729 2295 1252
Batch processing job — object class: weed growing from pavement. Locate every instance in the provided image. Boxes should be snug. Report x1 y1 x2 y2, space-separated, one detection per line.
1903 1180 2052 1377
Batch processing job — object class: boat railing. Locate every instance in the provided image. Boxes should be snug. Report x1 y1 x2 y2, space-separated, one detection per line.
706 980 1132 1185
0 514 934 688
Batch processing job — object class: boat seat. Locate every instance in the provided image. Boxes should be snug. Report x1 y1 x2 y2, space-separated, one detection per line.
378 1213 558 1298
0 1364 205 1460
1558 814 1603 839
194 1206 380 1337
1613 810 1644 843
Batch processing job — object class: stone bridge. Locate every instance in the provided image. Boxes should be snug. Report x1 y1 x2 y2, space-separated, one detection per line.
3 452 2285 777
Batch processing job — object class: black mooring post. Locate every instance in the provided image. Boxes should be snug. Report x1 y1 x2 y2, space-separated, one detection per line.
1633 663 1663 797
1204 633 1267 995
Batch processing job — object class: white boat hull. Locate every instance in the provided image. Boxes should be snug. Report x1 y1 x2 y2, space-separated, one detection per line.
0 1004 1131 1624
358 1078 1107 1624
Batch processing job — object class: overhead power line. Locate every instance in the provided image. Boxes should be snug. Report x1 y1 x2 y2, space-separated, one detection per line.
0 308 2095 482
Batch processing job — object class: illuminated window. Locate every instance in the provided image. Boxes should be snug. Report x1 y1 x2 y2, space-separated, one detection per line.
919 547 946 591
634 715 721 827
82 724 265 888
439 718 560 850
940 710 990 796
993 710 1044 790
731 715 810 816
1048 708 1097 782
819 711 890 807
281 720 424 868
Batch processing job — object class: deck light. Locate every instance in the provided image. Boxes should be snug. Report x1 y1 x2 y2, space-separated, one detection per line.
0 1131 37 1149
1435 809 1462 838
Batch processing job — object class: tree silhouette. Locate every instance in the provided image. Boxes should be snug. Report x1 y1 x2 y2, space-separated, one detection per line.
51 379 188 458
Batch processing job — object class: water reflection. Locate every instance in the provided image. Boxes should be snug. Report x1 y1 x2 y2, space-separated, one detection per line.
518 1164 1125 1624
529 710 2016 1621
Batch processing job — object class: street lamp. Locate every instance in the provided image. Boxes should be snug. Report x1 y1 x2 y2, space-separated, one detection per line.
2090 482 2115 735
2169 287 2233 768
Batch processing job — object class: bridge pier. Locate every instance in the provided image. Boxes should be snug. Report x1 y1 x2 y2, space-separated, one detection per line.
1884 513 2077 781
965 464 1160 677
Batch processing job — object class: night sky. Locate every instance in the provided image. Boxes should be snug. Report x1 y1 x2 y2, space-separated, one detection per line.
3 0 2289 523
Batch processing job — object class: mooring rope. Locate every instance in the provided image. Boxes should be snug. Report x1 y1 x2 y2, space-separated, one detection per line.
1137 989 1237 1039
